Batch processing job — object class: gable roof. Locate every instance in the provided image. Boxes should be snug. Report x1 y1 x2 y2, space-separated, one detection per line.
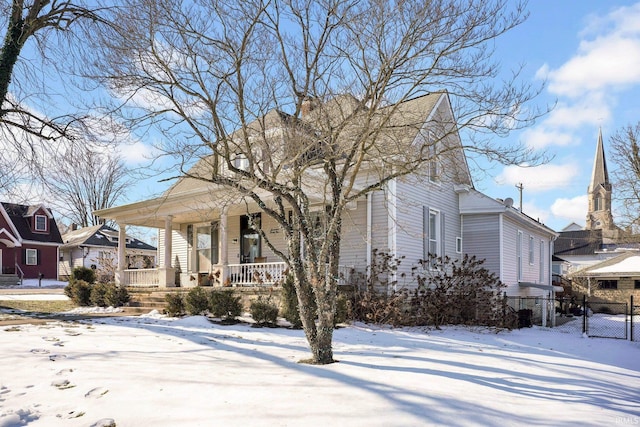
554 229 603 256
573 251 640 277
0 202 63 244
61 224 156 251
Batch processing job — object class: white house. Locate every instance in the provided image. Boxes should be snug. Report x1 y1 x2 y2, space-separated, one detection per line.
59 224 156 281
94 92 556 297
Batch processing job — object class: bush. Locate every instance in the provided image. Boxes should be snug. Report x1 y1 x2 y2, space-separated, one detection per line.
351 252 507 328
334 293 349 326
165 293 185 317
71 266 96 284
105 284 130 307
250 297 279 326
90 282 109 307
209 289 242 321
280 274 302 328
88 282 130 307
185 286 211 315
64 280 92 306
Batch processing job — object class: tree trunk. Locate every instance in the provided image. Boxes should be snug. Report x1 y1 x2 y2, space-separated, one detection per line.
0 8 25 115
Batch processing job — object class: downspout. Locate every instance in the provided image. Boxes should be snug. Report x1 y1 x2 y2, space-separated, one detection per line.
366 193 372 278
550 235 557 327
499 213 504 286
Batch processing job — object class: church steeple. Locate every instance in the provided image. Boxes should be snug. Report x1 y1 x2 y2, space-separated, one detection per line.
586 128 615 230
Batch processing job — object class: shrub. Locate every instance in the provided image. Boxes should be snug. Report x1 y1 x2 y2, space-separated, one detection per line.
185 286 211 315
250 297 279 326
64 280 92 306
71 266 96 284
280 274 302 328
165 293 185 317
209 289 242 321
334 293 349 326
90 282 109 307
105 284 130 307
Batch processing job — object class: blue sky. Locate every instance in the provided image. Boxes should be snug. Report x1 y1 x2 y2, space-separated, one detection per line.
473 0 640 231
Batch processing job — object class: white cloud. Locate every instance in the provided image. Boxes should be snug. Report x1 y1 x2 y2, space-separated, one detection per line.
521 201 550 224
116 140 160 166
495 163 579 193
551 195 588 224
545 4 640 97
543 97 612 129
520 127 575 150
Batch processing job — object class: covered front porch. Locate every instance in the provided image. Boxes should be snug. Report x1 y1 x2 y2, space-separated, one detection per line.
95 189 353 288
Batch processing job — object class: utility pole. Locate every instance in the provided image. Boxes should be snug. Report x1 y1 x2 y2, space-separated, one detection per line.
516 182 523 212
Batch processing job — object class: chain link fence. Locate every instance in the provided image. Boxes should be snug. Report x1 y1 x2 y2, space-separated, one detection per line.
584 300 628 339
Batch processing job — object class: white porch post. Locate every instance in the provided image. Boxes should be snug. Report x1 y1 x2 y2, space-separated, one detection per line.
158 215 176 287
220 208 228 285
116 222 127 286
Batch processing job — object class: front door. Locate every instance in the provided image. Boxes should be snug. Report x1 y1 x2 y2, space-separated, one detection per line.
240 214 261 263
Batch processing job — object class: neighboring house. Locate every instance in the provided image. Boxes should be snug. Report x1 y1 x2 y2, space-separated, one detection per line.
59 224 157 281
95 92 555 297
457 189 559 297
570 251 640 305
0 202 63 281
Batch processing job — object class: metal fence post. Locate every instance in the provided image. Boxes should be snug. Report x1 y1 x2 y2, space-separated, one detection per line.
582 294 587 335
631 295 635 342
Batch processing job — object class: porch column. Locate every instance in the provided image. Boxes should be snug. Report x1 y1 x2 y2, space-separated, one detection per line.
116 222 127 286
158 215 176 288
220 207 228 285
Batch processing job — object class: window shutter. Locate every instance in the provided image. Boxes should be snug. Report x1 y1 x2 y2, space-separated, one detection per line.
440 212 446 257
36 249 40 265
422 206 429 262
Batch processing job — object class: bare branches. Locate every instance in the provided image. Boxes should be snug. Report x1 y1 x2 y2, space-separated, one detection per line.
610 123 640 231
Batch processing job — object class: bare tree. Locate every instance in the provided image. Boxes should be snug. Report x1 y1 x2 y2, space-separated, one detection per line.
90 0 547 364
609 123 640 233
0 0 111 193
45 145 131 227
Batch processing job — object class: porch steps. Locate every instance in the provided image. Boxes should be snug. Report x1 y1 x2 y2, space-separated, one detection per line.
126 287 190 315
0 274 20 287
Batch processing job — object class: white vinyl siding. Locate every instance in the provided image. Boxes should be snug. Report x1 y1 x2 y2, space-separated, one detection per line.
460 214 500 275
339 200 368 267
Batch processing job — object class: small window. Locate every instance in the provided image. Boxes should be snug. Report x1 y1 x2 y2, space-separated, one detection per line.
25 249 38 265
598 280 618 290
528 236 534 265
456 237 462 254
35 215 47 232
634 280 640 289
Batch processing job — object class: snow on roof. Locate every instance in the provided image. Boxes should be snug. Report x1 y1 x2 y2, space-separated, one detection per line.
588 255 640 275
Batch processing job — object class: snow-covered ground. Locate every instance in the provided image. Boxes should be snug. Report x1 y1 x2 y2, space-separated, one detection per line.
1 312 638 427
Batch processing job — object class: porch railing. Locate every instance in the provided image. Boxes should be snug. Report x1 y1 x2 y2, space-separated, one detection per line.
121 263 354 287
227 262 287 286
125 268 160 287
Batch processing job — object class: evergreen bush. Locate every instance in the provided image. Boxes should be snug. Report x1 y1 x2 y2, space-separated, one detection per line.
250 297 279 326
209 289 242 321
185 286 211 315
105 284 130 307
165 293 185 317
90 282 109 307
64 280 92 306
280 273 302 328
71 266 96 284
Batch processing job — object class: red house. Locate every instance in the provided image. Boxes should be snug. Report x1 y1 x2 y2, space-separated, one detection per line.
0 202 63 281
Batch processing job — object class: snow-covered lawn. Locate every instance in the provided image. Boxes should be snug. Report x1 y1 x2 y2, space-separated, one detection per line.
1 312 639 427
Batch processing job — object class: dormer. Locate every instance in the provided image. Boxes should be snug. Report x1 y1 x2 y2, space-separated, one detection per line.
25 205 53 234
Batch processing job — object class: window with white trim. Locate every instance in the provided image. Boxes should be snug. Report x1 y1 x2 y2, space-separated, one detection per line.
517 231 523 281
427 137 439 183
529 236 534 265
35 215 47 232
25 248 38 265
423 207 441 267
539 240 544 282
